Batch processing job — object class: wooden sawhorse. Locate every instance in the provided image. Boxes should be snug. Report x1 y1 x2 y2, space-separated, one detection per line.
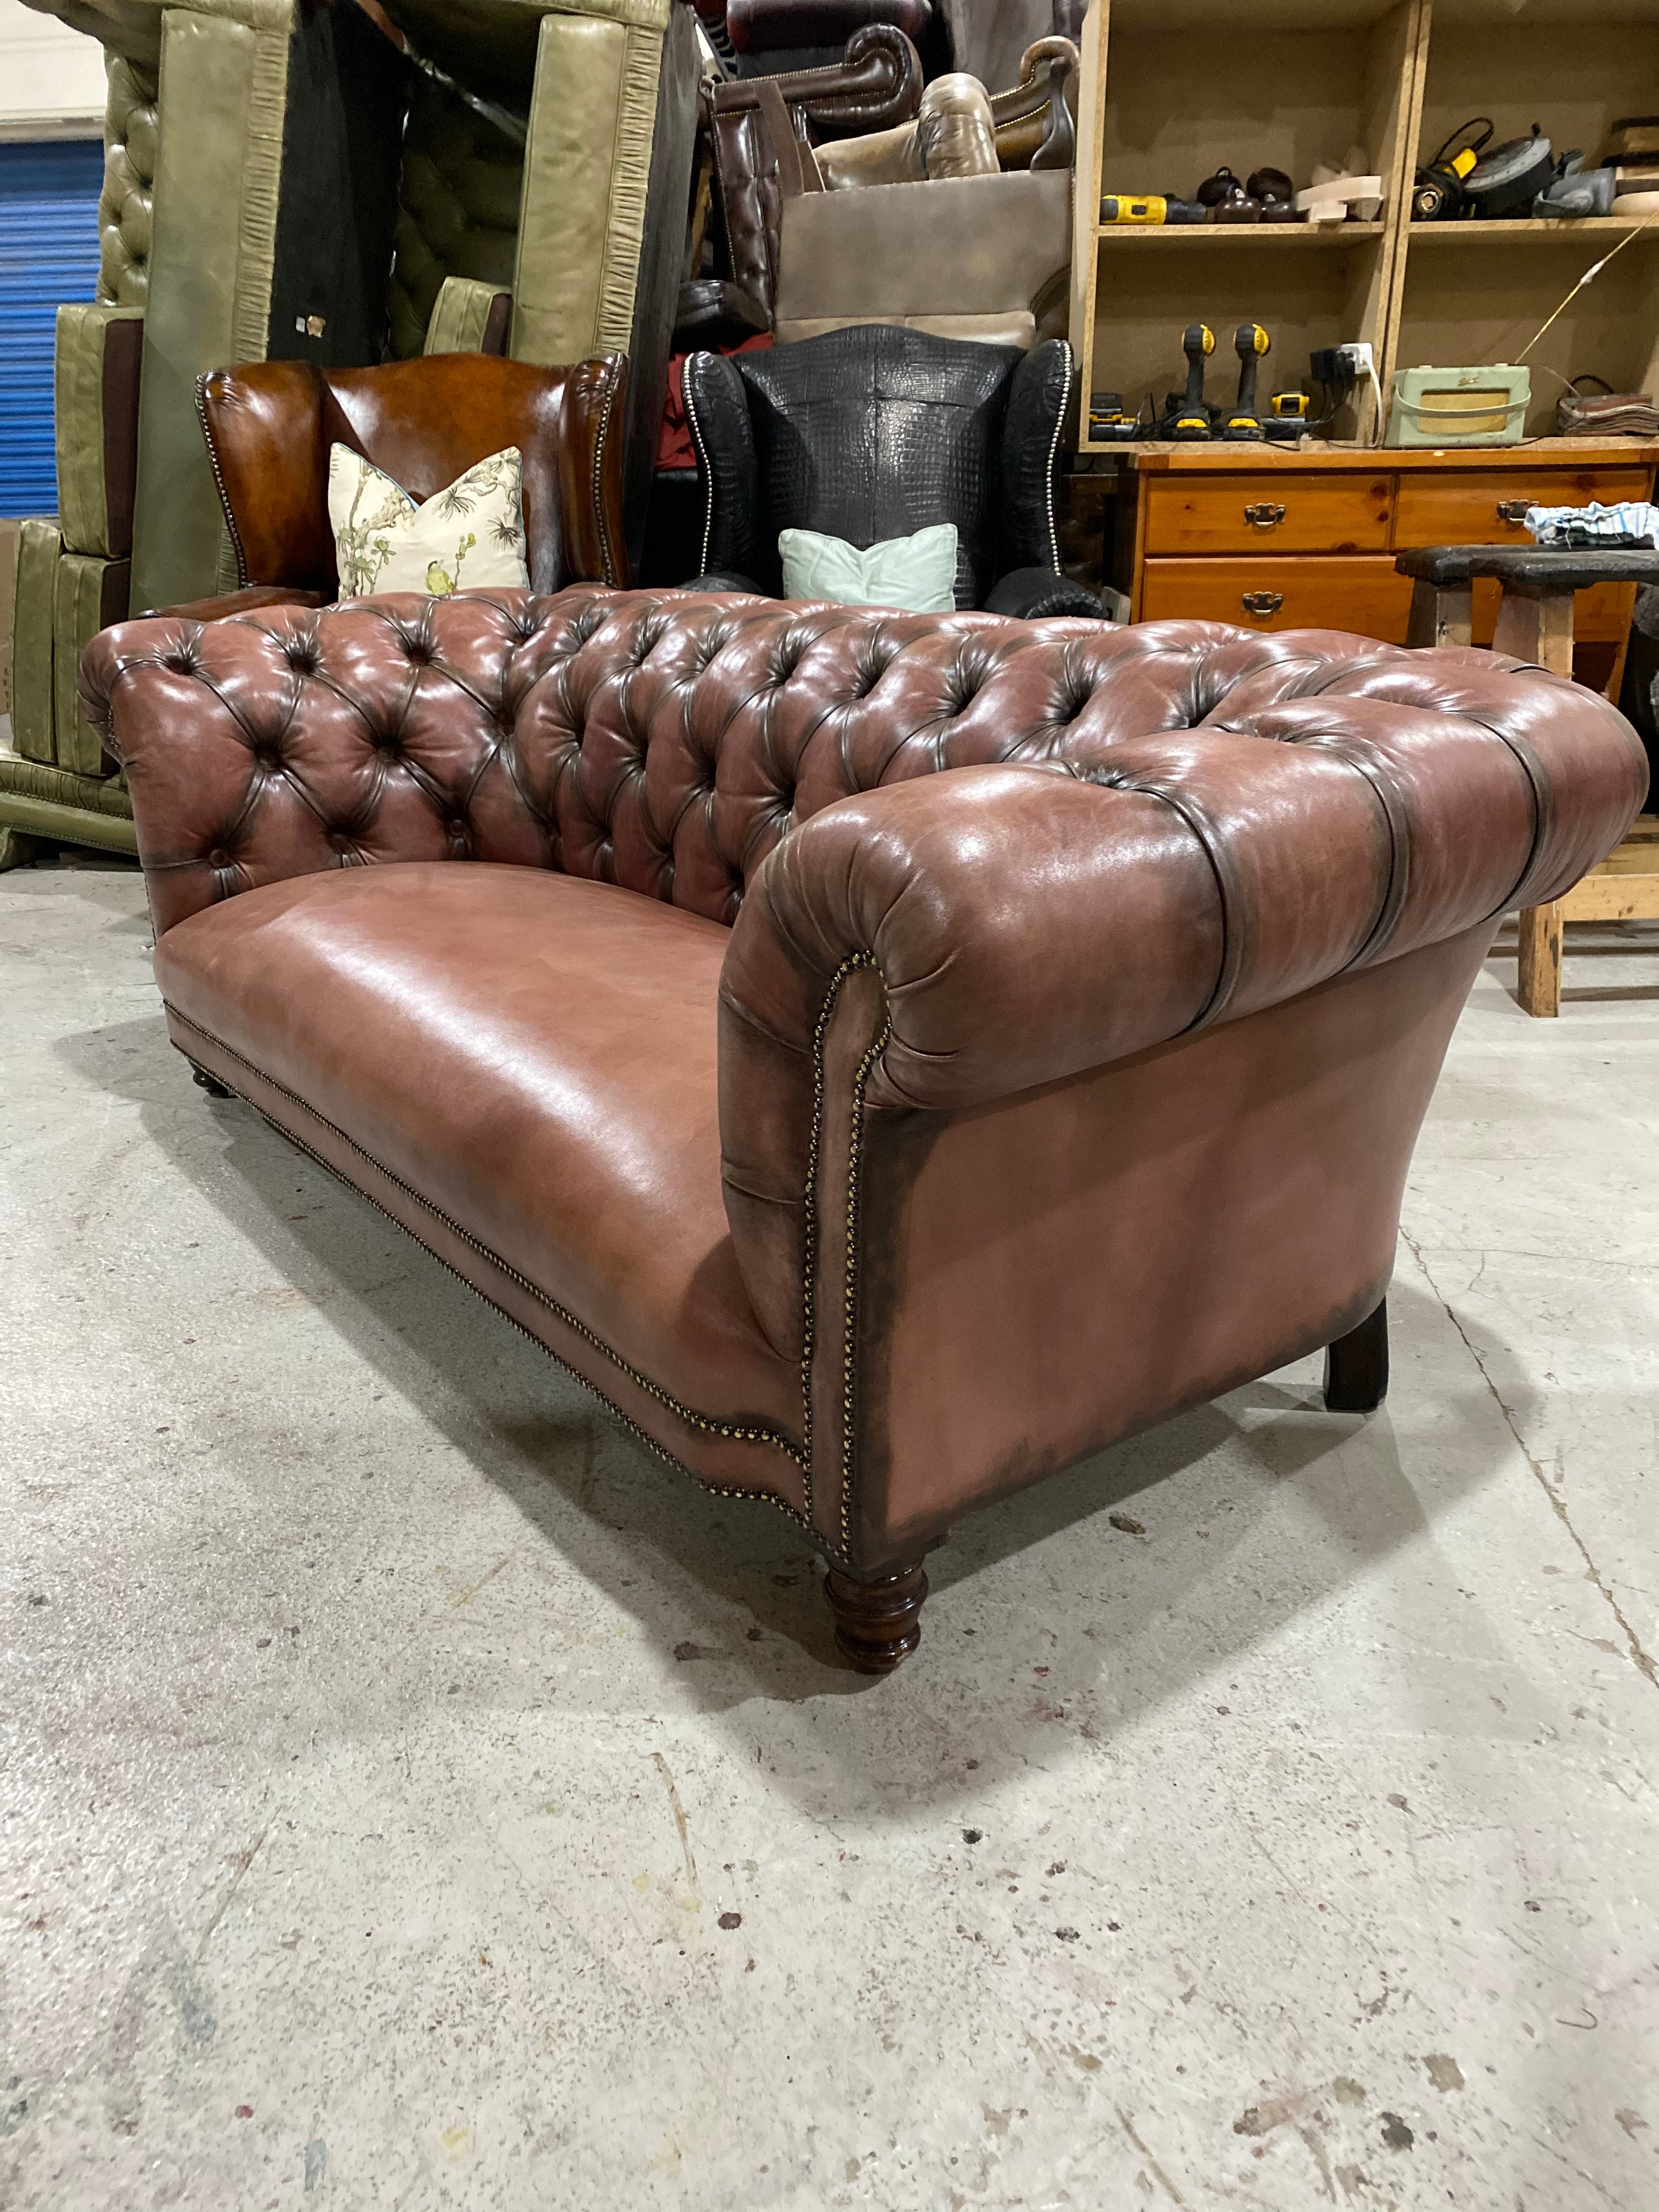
1397 544 1659 1017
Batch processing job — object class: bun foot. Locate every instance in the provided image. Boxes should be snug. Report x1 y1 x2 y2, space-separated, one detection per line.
824 1558 928 1674
191 1065 234 1099
1324 1296 1389 1413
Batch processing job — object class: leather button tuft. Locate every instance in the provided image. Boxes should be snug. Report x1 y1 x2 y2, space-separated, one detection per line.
207 848 229 868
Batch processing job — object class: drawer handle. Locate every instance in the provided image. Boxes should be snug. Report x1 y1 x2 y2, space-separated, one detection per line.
1496 499 1530 524
1244 502 1287 529
1241 590 1284 617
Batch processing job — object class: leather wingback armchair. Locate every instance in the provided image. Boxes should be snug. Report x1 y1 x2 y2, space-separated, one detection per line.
169 351 629 623
84 591 1647 1669
682 323 1102 617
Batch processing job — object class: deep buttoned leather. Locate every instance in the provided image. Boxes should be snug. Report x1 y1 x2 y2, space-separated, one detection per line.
196 352 629 601
86 589 1648 1568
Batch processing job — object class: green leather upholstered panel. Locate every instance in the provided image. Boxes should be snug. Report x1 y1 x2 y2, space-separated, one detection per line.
0 752 134 825
53 554 132 777
56 304 145 558
10 521 61 768
511 0 672 368
129 0 294 614
422 276 512 355
98 52 157 307
390 77 523 360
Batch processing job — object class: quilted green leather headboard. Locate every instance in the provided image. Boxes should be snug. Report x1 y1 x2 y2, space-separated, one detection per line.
97 53 156 308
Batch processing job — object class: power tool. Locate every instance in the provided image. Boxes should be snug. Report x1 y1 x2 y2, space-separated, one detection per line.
1161 323 1215 441
1264 388 1309 444
1223 322 1269 441
1088 389 1142 442
1099 193 1167 224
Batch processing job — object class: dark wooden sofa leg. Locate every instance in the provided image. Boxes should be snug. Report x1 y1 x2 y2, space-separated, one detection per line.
1323 1297 1389 1413
190 1065 234 1099
824 1557 929 1674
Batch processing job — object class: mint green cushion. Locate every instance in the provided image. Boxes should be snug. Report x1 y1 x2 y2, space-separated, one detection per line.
778 522 958 613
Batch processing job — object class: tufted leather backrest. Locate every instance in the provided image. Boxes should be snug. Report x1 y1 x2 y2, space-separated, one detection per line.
84 586 1647 945
197 353 628 601
98 54 157 310
388 76 524 362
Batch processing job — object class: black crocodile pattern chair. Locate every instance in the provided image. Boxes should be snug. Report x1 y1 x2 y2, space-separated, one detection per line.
680 323 1103 618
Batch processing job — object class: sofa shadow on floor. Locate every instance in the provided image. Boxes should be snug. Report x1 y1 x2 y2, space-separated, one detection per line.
58 1009 1521 1810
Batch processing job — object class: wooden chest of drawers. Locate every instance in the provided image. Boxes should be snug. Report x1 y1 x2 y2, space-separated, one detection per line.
1113 441 1659 694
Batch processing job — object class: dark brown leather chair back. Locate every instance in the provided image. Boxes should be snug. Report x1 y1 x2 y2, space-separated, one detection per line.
197 352 629 601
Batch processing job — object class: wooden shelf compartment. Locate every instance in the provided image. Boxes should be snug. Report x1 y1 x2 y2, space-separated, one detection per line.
1389 1 1659 434
1393 224 1659 438
1071 1 1423 453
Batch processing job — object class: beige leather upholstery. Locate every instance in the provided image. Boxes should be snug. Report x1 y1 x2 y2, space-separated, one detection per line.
130 0 296 614
8 521 61 768
54 303 144 558
421 276 514 356
773 170 1070 348
814 72 999 189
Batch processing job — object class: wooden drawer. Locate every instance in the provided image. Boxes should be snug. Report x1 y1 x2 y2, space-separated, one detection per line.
1395 467 1656 549
1144 473 1393 555
1139 556 1415 642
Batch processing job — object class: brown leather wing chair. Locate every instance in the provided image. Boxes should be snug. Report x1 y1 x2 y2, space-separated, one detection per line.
167 352 630 622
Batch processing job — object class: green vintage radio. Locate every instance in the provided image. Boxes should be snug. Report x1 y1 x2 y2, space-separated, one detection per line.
1385 364 1531 447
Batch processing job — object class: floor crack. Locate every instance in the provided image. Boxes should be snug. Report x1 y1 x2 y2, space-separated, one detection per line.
1402 1231 1657 1694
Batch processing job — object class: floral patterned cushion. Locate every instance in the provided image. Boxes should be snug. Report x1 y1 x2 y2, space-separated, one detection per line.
326 444 529 600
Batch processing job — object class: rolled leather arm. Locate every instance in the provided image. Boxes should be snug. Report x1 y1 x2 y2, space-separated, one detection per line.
983 567 1103 619
717 681 1646 1348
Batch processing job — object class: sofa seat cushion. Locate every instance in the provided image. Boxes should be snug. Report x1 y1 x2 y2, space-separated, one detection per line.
154 861 797 1434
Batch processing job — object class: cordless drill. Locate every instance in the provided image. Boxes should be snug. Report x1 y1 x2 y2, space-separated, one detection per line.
1223 322 1269 441
1166 323 1215 441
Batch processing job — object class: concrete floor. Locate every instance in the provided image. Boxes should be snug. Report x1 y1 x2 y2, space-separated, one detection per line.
3 856 1656 2212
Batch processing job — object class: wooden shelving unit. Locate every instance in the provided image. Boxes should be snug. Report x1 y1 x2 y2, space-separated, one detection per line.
1069 0 1659 456
1069 0 1423 452
1393 0 1659 439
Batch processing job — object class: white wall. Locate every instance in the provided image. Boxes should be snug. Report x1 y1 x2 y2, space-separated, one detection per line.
0 0 106 139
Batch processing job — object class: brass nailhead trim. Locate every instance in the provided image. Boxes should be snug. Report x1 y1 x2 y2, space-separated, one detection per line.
591 365 622 588
795 952 890 1550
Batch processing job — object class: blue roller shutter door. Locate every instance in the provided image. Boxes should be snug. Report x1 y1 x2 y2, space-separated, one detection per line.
0 140 104 518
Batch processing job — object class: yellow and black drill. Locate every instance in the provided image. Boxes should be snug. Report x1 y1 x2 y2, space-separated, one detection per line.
1163 323 1216 440
1223 322 1270 441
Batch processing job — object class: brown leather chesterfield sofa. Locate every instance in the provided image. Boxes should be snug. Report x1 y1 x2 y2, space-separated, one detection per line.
83 595 1647 1671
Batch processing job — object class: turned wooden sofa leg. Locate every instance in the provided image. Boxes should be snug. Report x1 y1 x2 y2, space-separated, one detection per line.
824 1557 929 1674
191 1064 233 1099
1324 1297 1389 1413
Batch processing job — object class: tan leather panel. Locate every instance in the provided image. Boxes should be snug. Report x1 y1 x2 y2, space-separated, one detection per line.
155 861 800 1444
854 924 1495 1559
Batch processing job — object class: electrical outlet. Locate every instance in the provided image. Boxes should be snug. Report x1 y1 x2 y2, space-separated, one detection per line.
1339 341 1376 376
